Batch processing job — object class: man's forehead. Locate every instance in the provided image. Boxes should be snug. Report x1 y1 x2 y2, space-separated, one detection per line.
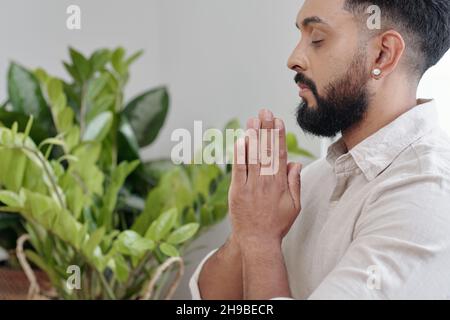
297 0 348 28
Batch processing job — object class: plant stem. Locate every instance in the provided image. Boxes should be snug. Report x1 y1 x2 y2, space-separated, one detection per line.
21 146 66 209
96 269 116 300
79 83 88 134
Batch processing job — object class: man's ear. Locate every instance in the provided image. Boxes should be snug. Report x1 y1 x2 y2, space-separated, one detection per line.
371 29 406 77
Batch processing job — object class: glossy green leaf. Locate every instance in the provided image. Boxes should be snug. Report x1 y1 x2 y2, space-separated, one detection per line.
114 230 155 256
89 49 111 72
87 73 109 101
187 164 221 198
7 63 52 128
83 227 105 258
132 168 194 235
111 47 126 75
166 223 199 245
125 50 143 67
69 47 91 82
159 242 179 257
82 111 113 142
123 87 169 147
99 160 139 230
117 115 140 161
0 109 50 144
0 190 23 207
145 207 178 242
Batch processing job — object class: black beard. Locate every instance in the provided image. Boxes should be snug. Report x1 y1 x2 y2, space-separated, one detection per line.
295 53 370 138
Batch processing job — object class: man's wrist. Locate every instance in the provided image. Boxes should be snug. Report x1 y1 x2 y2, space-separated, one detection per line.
217 233 241 259
238 236 283 257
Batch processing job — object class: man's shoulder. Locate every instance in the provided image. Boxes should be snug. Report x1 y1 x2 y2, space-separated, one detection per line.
409 127 450 176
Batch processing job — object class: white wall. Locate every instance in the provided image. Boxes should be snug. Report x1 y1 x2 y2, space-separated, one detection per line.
419 51 450 136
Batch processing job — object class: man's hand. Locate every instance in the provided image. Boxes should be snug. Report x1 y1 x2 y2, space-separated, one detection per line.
229 109 302 246
198 109 302 300
227 109 302 300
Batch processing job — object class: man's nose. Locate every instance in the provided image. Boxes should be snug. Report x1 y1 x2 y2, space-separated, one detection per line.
287 44 308 73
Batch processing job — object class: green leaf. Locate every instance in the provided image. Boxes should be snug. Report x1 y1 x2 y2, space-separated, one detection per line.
142 159 176 182
0 190 23 207
114 230 155 257
123 87 169 147
7 63 52 128
25 249 60 286
167 223 199 245
90 49 111 72
117 115 140 161
47 78 64 104
87 73 109 101
286 133 315 159
38 137 65 150
200 204 214 226
83 227 105 258
224 118 241 131
132 168 194 235
125 50 144 67
69 142 104 196
159 243 179 257
0 109 50 144
145 207 178 242
69 47 91 82
86 94 115 123
187 164 221 198
111 47 126 75
99 160 139 230
63 62 81 83
82 111 113 142
112 254 129 283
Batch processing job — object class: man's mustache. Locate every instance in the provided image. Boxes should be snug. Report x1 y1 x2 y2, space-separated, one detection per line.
294 73 318 95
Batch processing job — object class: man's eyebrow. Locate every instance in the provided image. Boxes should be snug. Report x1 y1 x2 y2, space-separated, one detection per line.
296 16 329 29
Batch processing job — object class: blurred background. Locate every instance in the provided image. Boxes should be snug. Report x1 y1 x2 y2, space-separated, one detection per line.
0 0 449 299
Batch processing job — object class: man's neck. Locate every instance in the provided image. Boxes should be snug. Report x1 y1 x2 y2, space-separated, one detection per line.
342 91 419 151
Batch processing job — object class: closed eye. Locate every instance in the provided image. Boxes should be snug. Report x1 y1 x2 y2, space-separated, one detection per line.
311 40 324 47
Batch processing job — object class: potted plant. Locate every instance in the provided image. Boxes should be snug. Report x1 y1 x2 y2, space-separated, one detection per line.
0 47 231 299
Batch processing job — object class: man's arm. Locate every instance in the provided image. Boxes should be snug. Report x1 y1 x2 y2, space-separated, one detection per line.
241 238 292 300
197 234 243 300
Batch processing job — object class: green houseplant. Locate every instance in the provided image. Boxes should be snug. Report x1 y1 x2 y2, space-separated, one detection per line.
0 47 231 299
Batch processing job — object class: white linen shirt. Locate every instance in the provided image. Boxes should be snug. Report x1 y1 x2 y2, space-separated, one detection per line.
190 100 450 300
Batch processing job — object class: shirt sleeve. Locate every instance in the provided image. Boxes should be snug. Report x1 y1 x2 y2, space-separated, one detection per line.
308 172 450 300
189 249 218 300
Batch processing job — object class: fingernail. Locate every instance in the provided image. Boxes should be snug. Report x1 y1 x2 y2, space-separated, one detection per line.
263 109 273 121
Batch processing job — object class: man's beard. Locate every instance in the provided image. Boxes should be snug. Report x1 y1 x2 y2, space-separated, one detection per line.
295 51 371 138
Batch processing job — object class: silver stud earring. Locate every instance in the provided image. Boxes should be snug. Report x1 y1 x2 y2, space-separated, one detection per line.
372 68 382 77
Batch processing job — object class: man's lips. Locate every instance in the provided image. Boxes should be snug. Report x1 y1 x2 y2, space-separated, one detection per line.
297 82 311 96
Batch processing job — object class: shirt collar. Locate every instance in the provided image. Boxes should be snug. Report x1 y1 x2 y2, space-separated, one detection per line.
326 99 439 181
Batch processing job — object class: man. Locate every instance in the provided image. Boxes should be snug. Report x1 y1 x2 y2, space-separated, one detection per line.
190 0 450 299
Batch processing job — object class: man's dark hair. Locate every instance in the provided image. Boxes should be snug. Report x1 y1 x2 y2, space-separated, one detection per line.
344 0 450 77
